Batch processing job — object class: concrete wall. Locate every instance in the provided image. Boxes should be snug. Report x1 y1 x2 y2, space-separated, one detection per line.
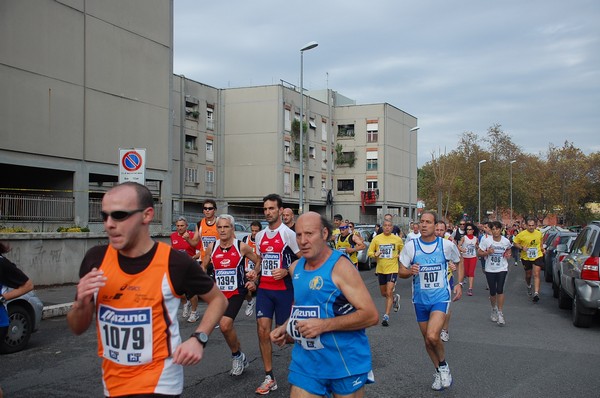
0 233 169 286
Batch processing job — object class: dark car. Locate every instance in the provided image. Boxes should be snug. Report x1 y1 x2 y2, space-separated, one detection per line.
555 221 600 328
544 231 578 282
1 289 44 354
552 235 577 297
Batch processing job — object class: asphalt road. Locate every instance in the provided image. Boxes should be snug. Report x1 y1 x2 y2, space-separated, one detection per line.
2 259 600 397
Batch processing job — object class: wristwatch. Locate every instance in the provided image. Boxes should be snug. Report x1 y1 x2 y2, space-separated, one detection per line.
0 294 6 304
458 282 464 287
191 332 209 348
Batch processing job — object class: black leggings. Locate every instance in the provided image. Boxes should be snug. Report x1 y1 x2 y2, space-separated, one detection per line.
485 271 507 296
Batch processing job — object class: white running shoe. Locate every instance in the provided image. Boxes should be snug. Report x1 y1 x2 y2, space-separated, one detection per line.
527 285 533 296
497 311 505 326
491 307 498 322
393 294 400 312
230 352 249 376
182 301 192 319
439 364 453 388
431 372 443 391
245 297 256 317
440 329 449 342
187 311 200 323
255 375 278 395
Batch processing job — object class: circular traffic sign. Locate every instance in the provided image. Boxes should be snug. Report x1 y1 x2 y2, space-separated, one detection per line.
122 151 143 171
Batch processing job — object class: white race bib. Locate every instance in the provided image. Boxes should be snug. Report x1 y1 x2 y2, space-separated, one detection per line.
419 264 444 290
287 305 324 350
215 268 238 291
527 247 538 258
98 304 152 366
379 244 393 259
261 252 281 277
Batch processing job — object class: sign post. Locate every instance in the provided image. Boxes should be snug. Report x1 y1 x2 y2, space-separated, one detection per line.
119 148 146 184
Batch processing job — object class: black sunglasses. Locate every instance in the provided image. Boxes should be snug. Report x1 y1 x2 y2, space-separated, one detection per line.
203 207 215 211
101 208 145 222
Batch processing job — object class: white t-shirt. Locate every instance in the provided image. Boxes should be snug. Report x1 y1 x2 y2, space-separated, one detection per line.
478 236 512 273
406 232 421 242
400 237 460 269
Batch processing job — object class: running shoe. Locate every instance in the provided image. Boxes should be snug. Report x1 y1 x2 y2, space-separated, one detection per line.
497 311 505 326
381 314 389 327
467 288 473 296
182 301 192 318
431 371 443 391
438 364 452 388
440 329 449 342
527 285 533 296
230 352 249 376
490 307 498 322
245 297 256 317
533 293 540 303
393 294 400 312
255 375 278 395
187 311 200 323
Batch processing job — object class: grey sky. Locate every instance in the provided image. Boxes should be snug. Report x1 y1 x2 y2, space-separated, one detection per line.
173 0 600 166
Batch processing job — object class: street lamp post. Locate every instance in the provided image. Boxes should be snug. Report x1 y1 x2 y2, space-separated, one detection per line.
299 41 318 215
408 126 419 223
478 159 487 224
510 160 516 224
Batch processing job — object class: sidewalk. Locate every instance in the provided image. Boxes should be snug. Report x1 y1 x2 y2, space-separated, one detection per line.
36 284 77 319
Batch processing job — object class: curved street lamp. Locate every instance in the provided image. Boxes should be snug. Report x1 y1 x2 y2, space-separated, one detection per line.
478 159 487 224
408 126 419 222
510 160 516 224
299 41 318 215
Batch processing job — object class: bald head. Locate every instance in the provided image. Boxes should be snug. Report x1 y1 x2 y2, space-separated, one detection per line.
296 211 332 263
282 208 295 227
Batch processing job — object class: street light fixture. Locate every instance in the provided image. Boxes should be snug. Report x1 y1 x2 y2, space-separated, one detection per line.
510 160 516 224
478 159 487 224
408 126 419 223
299 41 318 215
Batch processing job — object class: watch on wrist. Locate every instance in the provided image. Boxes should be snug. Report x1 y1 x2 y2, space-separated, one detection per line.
458 282 464 287
191 332 208 348
0 294 6 304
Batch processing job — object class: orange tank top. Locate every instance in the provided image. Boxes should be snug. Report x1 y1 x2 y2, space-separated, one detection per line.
95 242 183 396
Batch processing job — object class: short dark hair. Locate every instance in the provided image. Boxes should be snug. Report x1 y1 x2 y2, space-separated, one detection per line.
334 214 343 221
203 199 217 209
250 220 262 229
490 221 502 230
436 220 447 229
421 210 438 223
262 193 283 208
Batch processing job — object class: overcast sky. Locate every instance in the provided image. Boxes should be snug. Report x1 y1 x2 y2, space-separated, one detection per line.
173 0 600 166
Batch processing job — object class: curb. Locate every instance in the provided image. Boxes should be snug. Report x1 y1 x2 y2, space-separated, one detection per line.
42 303 73 319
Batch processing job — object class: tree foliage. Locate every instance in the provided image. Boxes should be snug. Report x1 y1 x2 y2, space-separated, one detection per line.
418 125 599 225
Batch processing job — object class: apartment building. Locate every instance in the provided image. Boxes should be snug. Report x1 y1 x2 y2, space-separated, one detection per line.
1 0 417 231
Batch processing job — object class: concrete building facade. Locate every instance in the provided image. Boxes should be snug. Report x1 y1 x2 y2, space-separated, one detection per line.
1 0 417 231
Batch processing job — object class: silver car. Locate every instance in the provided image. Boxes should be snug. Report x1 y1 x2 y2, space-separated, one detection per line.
555 221 600 328
1 289 44 354
355 228 375 270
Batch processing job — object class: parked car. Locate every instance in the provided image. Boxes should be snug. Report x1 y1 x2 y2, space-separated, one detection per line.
355 229 374 271
544 231 578 282
552 235 578 297
1 289 44 354
555 221 600 328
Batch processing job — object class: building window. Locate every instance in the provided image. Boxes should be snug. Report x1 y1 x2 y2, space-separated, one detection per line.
206 139 214 162
185 96 199 121
309 146 316 159
284 141 291 163
184 167 198 183
337 179 354 192
321 149 327 170
366 151 378 171
309 118 316 130
294 173 300 191
285 108 291 131
321 119 328 142
205 170 214 194
367 122 378 143
337 124 355 138
367 179 378 190
309 175 314 188
321 178 327 198
284 172 291 194
206 106 214 130
185 135 197 151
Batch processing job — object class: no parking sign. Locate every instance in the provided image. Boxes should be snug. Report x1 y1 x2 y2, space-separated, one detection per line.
119 148 146 184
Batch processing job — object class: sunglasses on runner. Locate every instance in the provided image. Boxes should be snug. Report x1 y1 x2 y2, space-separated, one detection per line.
101 209 145 222
203 207 215 211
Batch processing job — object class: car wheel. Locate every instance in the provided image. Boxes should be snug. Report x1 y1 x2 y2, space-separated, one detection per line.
0 303 33 354
572 292 593 328
557 283 572 310
552 278 559 298
544 264 553 283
